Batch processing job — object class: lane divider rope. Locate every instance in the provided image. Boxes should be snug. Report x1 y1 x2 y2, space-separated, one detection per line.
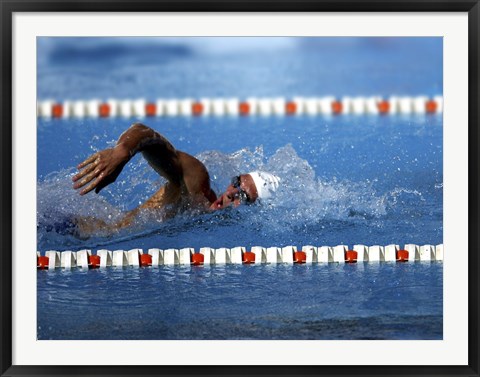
37 96 443 118
37 243 444 270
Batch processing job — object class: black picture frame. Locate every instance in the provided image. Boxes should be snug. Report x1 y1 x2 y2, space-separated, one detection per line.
1 1 478 376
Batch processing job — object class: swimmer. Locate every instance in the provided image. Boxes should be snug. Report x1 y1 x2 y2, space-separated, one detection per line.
72 123 280 233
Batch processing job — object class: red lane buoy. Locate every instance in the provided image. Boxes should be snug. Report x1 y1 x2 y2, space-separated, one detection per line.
191 253 204 266
377 100 390 114
145 103 157 117
99 103 110 117
192 102 203 116
294 251 306 264
345 250 358 263
285 102 297 115
242 251 256 264
37 256 49 270
396 249 409 262
52 104 63 118
425 100 438 113
332 101 343 115
88 255 101 269
140 253 152 267
239 102 250 116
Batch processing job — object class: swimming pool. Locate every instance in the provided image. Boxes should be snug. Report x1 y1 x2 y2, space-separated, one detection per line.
37 37 443 340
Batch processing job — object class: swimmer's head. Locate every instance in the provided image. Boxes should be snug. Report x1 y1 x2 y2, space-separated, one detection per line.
210 171 281 210
247 171 281 200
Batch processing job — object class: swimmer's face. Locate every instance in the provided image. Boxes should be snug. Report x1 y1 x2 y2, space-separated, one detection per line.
210 174 259 210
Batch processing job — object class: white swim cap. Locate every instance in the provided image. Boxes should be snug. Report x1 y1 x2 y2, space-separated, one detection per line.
248 171 281 200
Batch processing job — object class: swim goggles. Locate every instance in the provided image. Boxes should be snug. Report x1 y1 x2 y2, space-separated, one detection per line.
231 176 252 204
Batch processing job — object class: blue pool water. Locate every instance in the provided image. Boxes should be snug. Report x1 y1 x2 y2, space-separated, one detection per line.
37 37 443 340
38 263 442 340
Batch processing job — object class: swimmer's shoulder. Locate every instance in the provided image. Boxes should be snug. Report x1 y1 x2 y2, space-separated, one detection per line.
177 151 216 203
177 151 209 179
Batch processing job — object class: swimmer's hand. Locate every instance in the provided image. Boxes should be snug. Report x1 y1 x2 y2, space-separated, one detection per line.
73 146 130 195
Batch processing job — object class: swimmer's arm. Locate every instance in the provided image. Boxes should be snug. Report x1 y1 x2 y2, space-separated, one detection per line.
73 123 183 195
115 185 179 228
122 123 183 186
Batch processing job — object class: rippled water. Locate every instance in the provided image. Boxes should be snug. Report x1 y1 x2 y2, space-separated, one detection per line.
38 263 442 340
37 37 443 340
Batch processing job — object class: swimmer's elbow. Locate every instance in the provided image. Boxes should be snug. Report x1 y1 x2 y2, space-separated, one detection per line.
130 122 149 131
